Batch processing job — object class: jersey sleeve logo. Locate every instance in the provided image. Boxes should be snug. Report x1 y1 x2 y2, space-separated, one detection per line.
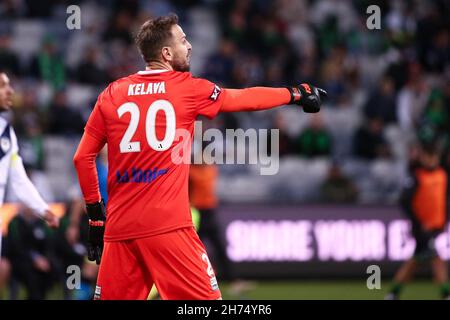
209 85 221 101
1 137 11 154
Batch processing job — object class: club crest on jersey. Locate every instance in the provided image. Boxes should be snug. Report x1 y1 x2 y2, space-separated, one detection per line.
0 136 11 153
209 85 221 101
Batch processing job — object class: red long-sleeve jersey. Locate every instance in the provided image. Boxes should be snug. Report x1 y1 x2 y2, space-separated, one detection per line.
74 69 291 241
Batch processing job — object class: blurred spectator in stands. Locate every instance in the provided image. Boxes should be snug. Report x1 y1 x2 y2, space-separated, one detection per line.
296 114 332 158
7 206 59 299
258 13 288 56
319 44 347 104
18 113 45 171
422 88 449 137
397 62 430 132
0 238 11 298
329 92 361 159
0 0 24 18
65 5 107 71
276 0 308 25
422 28 449 73
277 0 311 58
311 0 358 47
343 67 366 111
417 117 449 175
24 0 55 18
55 186 98 300
364 76 397 124
111 0 140 17
268 112 295 157
385 0 416 49
416 2 449 73
47 90 84 136
75 47 110 86
106 41 141 80
203 38 236 86
353 117 390 160
264 62 284 87
0 34 21 75
386 50 410 92
103 9 134 45
294 59 318 86
231 53 264 88
29 35 66 90
12 87 45 135
10 87 46 172
321 162 358 203
316 15 342 57
140 0 176 18
222 0 250 48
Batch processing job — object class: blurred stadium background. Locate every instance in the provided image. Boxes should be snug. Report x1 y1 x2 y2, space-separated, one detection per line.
0 0 449 299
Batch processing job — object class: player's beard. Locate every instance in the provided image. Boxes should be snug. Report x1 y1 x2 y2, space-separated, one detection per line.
171 52 190 72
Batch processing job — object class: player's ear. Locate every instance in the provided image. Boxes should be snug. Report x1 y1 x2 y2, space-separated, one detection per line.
161 46 173 62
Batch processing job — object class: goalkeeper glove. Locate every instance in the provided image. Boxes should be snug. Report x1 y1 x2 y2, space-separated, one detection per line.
287 83 327 113
86 199 106 265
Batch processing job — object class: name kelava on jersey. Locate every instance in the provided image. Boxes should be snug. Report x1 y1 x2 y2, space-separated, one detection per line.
116 167 168 184
128 82 166 96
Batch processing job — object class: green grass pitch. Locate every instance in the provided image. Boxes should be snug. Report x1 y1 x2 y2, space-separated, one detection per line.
0 279 443 300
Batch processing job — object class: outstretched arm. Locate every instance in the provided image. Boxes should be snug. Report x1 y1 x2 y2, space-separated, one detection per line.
220 84 327 113
220 87 291 112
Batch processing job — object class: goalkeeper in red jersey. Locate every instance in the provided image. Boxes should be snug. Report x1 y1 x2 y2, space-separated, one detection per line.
73 13 326 300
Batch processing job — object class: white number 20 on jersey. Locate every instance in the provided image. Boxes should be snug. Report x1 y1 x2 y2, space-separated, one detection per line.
117 100 176 153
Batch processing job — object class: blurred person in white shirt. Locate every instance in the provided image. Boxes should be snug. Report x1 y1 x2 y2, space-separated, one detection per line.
0 71 59 294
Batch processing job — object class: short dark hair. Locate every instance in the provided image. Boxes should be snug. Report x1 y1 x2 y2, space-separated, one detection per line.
135 13 179 64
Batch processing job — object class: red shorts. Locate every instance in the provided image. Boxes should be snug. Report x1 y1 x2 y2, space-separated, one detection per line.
95 227 221 300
